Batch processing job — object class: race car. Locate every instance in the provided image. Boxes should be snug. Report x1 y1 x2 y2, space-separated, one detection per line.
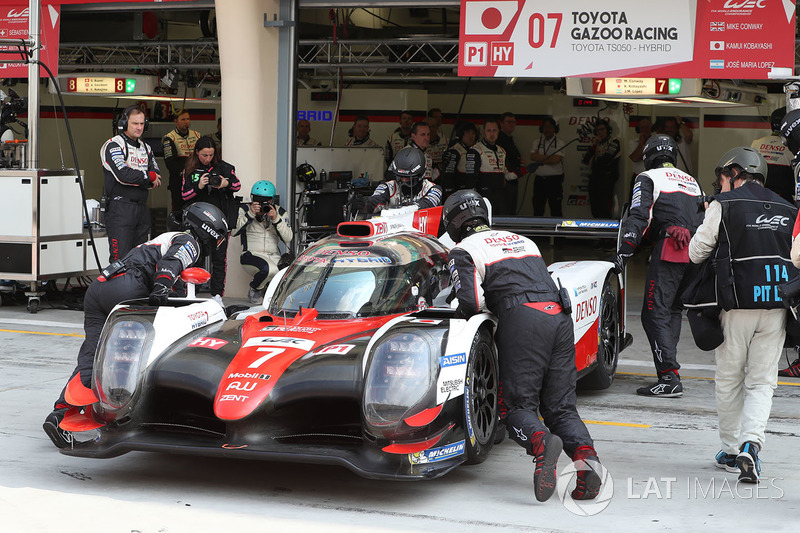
58 205 629 480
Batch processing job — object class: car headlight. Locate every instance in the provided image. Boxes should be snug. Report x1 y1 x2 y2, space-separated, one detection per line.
363 329 444 428
93 318 153 416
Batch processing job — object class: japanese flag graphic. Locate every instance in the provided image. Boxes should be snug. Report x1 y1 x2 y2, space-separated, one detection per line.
463 1 519 35
710 41 725 51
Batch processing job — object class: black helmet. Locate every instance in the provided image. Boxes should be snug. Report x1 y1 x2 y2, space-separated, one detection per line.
715 147 768 184
770 106 787 133
389 146 426 186
642 134 678 170
780 108 800 154
296 162 316 183
442 189 490 243
182 202 228 250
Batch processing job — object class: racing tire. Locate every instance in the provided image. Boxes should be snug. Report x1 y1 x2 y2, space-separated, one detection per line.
579 272 620 390
464 327 499 465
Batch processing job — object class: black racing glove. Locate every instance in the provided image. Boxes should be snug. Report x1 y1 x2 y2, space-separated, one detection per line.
349 194 366 213
608 242 635 274
148 282 171 306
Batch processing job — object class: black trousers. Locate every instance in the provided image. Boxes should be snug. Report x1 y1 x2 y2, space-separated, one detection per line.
498 303 594 458
641 239 691 376
502 179 519 216
55 271 150 407
105 200 150 263
532 174 564 217
588 175 617 219
209 234 229 297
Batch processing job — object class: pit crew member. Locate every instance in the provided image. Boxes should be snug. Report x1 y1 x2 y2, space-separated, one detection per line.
612 134 704 397
688 147 797 483
443 189 602 503
43 202 229 449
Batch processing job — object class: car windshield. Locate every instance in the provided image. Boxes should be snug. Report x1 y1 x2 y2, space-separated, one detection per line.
269 240 442 319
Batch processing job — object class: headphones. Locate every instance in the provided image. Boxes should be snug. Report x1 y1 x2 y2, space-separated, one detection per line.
116 105 150 133
539 117 559 134
594 118 612 135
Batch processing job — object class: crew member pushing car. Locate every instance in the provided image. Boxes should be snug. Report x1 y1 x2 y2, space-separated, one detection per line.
612 134 704 397
42 202 229 449
443 190 602 503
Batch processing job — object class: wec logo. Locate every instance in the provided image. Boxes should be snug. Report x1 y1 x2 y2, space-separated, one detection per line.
723 0 765 8
755 215 790 227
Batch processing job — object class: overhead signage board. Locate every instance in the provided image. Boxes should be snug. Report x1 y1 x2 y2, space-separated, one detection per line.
0 4 61 78
458 0 796 79
51 74 156 96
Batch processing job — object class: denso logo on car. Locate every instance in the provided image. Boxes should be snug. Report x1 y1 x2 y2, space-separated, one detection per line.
440 353 467 367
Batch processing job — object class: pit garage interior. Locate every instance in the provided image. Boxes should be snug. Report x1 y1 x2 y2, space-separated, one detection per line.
1 0 798 303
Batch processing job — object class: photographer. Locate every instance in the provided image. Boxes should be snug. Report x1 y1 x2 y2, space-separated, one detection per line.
180 135 241 304
234 180 293 304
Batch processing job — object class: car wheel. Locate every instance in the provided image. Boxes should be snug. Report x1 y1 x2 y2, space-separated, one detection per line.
579 273 620 390
464 327 498 464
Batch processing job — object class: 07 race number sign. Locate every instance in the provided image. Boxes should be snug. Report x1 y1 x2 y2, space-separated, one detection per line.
458 0 795 79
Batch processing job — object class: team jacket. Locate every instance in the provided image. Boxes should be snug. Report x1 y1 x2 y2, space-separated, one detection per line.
297 137 322 147
620 165 704 251
162 128 201 179
345 136 379 147
385 128 411 165
442 142 473 191
583 138 621 181
121 231 202 288
409 140 438 181
100 133 159 204
366 179 442 212
233 205 293 256
448 227 559 317
427 136 448 166
465 140 512 190
714 182 797 310
497 131 522 175
181 160 241 227
751 134 794 201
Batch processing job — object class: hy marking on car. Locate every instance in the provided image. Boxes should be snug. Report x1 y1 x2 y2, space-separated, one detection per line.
188 337 228 350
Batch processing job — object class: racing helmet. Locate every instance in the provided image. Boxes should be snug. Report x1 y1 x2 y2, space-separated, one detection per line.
770 106 787 133
642 134 678 170
296 163 316 183
389 146 426 188
182 202 228 250
715 147 767 184
442 189 490 243
251 180 276 200
780 108 800 154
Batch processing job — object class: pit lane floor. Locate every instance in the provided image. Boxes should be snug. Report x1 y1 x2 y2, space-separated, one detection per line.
1 243 799 532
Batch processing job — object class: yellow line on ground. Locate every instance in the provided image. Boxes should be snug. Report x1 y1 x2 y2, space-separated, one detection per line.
0 328 84 338
617 371 800 387
584 419 651 428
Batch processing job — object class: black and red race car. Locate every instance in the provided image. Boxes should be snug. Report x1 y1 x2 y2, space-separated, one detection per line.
58 205 628 480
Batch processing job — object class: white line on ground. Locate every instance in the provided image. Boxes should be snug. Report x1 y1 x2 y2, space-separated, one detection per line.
619 358 717 371
0 318 82 329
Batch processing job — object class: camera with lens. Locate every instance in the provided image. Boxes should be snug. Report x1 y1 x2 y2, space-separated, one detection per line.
259 200 274 213
208 169 222 188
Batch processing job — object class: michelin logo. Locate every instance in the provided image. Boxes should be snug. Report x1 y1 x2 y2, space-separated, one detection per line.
409 440 466 464
440 353 467 367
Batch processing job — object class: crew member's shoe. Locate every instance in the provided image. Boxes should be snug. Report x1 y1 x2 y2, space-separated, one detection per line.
778 358 800 377
714 450 739 473
636 370 683 397
736 442 761 483
211 294 224 307
42 407 73 449
493 417 506 445
248 287 262 304
531 431 563 502
571 446 602 500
